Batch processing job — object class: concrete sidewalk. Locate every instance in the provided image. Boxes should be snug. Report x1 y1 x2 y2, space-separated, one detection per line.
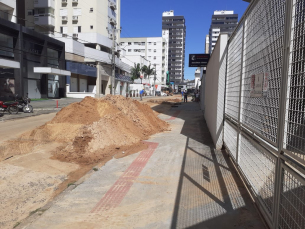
21 102 265 229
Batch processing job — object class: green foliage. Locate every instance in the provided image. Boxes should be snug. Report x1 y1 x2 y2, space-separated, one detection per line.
142 64 155 77
130 63 142 82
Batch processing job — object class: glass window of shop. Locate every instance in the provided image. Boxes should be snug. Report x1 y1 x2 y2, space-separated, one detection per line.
47 48 59 98
0 33 14 58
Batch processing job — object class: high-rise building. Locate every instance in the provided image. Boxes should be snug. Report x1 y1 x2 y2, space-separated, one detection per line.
120 37 168 85
209 10 238 53
205 34 209 54
162 10 186 84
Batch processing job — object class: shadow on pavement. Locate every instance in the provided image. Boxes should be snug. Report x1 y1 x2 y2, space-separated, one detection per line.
150 101 266 229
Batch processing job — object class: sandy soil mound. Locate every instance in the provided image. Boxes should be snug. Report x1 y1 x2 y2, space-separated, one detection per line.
1 96 169 164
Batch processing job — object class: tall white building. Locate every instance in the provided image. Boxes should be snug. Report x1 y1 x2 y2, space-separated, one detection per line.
120 37 168 85
205 35 209 54
162 10 186 84
209 10 238 53
18 0 133 97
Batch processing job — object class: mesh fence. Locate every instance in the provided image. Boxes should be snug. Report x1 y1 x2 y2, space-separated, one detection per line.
224 121 238 160
239 133 276 218
225 24 243 121
284 0 305 163
279 167 305 229
240 0 286 144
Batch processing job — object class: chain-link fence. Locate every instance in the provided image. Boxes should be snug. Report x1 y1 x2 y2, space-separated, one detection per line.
222 0 305 228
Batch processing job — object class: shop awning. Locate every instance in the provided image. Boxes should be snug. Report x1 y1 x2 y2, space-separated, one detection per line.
34 67 71 76
0 58 20 69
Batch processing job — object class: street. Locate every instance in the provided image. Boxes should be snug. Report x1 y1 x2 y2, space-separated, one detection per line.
9 99 266 229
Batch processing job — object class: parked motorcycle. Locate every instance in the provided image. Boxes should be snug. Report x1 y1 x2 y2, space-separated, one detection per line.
0 100 19 114
15 94 33 113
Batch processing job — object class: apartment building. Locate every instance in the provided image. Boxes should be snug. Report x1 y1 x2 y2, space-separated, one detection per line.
120 37 168 86
209 10 238 53
162 10 186 84
17 0 132 98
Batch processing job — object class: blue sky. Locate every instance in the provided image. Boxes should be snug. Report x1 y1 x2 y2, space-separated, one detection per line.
121 0 249 80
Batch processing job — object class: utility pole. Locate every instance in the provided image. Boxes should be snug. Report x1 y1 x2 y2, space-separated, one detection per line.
111 27 116 95
154 63 156 96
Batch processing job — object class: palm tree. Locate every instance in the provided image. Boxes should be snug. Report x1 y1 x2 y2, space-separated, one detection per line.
130 63 141 83
141 64 155 83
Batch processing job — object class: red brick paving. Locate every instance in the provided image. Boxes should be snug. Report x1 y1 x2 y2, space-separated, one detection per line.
90 142 159 213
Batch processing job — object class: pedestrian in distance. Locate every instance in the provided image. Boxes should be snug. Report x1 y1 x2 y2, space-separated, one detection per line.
140 89 144 101
184 90 188 103
181 90 184 101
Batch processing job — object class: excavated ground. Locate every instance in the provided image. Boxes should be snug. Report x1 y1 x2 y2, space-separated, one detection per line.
0 95 177 229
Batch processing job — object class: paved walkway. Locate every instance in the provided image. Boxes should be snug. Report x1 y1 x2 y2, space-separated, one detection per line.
21 102 266 229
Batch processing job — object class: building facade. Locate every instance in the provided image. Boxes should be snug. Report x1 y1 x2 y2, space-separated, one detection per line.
208 10 238 53
0 17 69 100
17 0 132 98
162 10 186 84
205 34 209 54
0 0 17 23
119 37 168 86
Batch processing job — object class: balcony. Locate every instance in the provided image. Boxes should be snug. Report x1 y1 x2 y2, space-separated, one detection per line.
62 16 68 22
72 0 78 3
34 14 55 27
109 2 116 10
72 16 78 21
62 0 67 3
34 0 55 8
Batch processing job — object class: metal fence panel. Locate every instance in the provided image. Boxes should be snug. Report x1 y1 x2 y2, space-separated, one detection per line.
279 165 305 229
226 24 243 121
224 120 238 160
240 0 286 145
283 0 305 163
239 133 276 220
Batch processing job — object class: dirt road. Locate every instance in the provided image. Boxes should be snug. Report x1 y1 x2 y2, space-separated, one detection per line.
0 113 56 143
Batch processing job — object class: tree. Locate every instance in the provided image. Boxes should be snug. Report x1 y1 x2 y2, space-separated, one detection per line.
141 64 155 84
130 63 142 82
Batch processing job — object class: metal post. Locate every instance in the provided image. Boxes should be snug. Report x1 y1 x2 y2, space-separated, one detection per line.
236 21 246 164
273 1 293 228
111 28 116 95
154 63 156 96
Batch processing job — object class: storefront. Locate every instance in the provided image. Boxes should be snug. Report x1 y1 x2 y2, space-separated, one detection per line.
0 18 68 100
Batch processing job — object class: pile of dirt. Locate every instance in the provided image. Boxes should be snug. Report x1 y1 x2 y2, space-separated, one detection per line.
1 96 170 164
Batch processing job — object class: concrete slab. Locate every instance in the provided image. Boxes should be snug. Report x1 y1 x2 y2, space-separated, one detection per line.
22 102 266 229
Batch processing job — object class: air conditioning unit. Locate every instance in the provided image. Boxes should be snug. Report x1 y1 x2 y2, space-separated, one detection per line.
72 16 78 21
62 16 68 21
109 18 116 25
73 33 78 39
110 2 116 10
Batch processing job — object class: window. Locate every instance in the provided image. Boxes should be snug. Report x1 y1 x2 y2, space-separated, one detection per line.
141 42 145 45
154 56 156 59
154 49 156 52
148 49 151 52
60 26 63 33
27 10 33 16
148 42 152 45
154 42 156 45
90 8 93 12
78 26 81 32
128 49 131 52
90 25 93 29
128 42 131 45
